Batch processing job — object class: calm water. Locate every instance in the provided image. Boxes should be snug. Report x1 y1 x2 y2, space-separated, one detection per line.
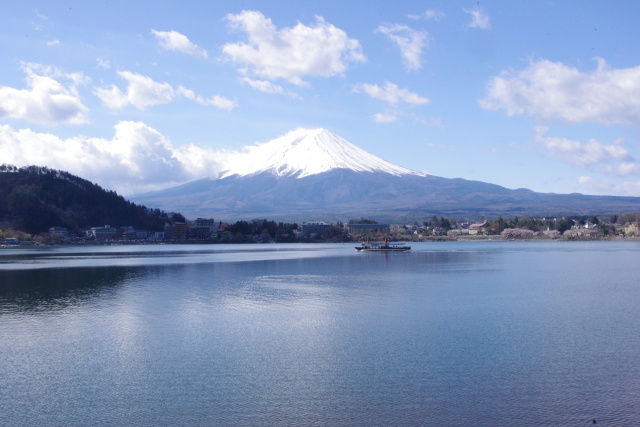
1 242 639 426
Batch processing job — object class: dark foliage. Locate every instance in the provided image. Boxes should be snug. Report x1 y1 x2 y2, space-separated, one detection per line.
0 165 179 234
223 219 299 242
425 216 453 230
349 218 377 224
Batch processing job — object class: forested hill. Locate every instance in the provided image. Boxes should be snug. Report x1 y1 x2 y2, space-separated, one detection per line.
0 165 184 235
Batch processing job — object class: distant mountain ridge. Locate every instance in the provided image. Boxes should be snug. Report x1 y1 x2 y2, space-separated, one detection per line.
131 129 640 221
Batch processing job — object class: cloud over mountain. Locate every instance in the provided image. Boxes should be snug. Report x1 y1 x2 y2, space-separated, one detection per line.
0 121 225 195
353 81 429 123
354 81 429 106
222 10 366 87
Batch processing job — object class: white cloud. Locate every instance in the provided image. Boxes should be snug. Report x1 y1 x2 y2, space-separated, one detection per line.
578 176 640 196
151 29 208 59
618 181 640 195
66 71 91 87
94 71 237 111
35 10 48 22
373 112 399 123
241 77 285 94
94 71 173 109
416 116 444 128
465 8 491 30
177 87 238 110
0 63 88 125
481 58 640 126
0 122 226 195
205 95 237 111
372 111 442 126
173 144 232 179
46 39 60 47
222 10 365 86
535 126 638 172
353 81 429 106
535 127 640 196
408 10 445 21
376 24 428 71
239 77 300 98
354 82 429 124
577 176 614 192
610 163 640 176
33 10 48 31
96 57 111 69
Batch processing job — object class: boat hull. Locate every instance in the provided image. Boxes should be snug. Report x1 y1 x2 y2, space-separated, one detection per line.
355 245 411 252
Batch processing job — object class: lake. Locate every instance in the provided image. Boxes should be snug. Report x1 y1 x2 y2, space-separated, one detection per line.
1 241 639 426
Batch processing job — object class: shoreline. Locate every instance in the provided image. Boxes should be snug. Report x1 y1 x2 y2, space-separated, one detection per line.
3 235 640 248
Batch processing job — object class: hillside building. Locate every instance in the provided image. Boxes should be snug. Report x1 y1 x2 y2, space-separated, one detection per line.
469 221 489 235
48 227 69 238
189 218 215 239
164 222 188 241
90 225 117 241
301 220 329 238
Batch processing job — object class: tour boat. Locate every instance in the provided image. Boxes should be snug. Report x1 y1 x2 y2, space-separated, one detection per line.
355 240 411 252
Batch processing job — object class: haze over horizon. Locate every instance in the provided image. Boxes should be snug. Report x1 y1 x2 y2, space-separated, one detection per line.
2 1 640 198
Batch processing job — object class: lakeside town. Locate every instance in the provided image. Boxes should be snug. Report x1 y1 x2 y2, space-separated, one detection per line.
4 167 640 247
2 214 640 246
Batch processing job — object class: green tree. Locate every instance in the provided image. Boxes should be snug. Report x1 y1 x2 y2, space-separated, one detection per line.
555 219 574 234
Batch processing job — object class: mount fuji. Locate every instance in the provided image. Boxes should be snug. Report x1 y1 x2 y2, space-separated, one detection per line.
219 128 421 179
132 128 640 221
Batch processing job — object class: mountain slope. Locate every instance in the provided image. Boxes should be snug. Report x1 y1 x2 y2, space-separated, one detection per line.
220 128 421 178
134 169 640 221
132 129 640 221
0 165 182 234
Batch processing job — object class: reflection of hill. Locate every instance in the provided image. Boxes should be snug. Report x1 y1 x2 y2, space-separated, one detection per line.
0 267 132 313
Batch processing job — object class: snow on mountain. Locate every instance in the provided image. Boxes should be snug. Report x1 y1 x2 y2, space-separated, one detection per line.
132 127 640 221
219 128 424 179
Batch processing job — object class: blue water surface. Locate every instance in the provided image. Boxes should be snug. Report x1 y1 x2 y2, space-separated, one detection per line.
1 241 639 426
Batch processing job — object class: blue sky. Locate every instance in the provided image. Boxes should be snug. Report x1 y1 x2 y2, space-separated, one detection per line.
2 0 640 197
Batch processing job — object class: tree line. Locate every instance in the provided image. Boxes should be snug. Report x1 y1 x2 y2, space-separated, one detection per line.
419 215 626 237
219 219 299 242
0 165 184 234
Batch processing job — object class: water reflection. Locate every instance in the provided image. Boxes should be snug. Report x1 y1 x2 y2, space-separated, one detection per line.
0 267 134 314
0 244 342 270
0 246 494 315
2 242 639 425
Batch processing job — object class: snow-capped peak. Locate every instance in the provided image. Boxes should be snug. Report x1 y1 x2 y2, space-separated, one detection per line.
220 128 423 179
